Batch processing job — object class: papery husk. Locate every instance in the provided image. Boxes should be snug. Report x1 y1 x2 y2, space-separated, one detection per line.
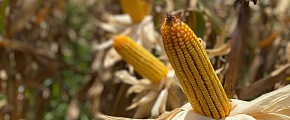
159 84 290 120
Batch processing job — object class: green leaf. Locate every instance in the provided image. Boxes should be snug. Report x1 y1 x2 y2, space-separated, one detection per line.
187 10 206 38
52 83 60 100
0 0 8 34
0 94 6 100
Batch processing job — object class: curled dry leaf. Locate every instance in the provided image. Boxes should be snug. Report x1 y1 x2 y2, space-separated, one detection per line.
87 82 104 98
115 70 141 85
114 66 186 118
96 14 132 33
115 70 151 96
151 88 168 117
93 39 113 51
206 40 231 57
126 84 146 96
257 32 279 48
215 65 224 75
126 91 158 110
133 101 155 119
237 63 290 100
97 20 127 34
137 16 159 50
103 47 122 69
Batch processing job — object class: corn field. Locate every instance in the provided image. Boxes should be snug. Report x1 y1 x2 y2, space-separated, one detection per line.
0 0 290 120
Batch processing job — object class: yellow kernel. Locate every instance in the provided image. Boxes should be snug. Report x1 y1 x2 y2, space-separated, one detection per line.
114 35 168 83
161 15 230 119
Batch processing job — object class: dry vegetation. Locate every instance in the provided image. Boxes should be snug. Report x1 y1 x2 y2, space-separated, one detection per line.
0 0 289 120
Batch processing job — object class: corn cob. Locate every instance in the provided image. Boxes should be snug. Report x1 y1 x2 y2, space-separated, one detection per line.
113 35 168 83
160 15 230 119
119 0 149 23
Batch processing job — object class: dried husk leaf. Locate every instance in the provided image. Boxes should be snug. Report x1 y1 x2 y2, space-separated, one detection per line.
151 88 168 117
127 91 158 110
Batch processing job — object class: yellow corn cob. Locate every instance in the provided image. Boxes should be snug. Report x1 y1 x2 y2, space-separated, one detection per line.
113 35 168 83
160 15 230 119
119 0 149 23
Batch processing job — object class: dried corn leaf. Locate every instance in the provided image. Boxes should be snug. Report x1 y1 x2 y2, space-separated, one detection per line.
126 84 146 96
127 91 158 110
161 84 290 120
151 88 168 117
115 70 141 85
257 32 279 48
103 48 122 69
206 40 231 57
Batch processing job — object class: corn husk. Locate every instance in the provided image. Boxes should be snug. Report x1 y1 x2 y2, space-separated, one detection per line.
159 84 290 120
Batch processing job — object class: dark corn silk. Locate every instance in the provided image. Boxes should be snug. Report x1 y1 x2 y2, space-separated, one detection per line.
160 15 230 119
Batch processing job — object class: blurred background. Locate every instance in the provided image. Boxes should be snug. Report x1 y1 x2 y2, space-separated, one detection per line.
0 0 290 120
